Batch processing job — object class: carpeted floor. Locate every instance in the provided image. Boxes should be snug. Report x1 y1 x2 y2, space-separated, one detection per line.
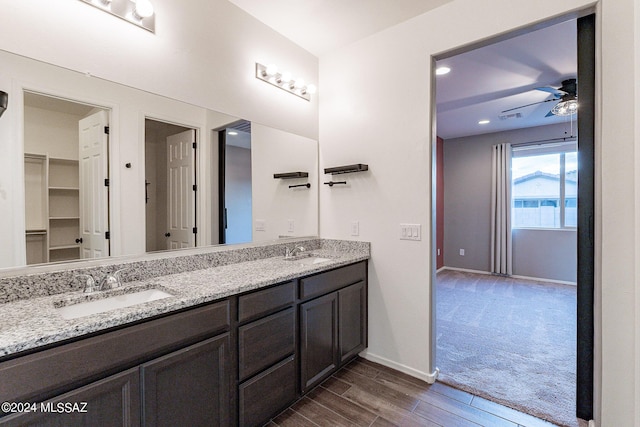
436 269 578 427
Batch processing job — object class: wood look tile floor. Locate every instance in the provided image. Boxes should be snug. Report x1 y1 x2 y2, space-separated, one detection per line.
267 358 559 427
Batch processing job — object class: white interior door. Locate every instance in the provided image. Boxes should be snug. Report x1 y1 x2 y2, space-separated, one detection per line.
166 129 195 249
78 110 109 259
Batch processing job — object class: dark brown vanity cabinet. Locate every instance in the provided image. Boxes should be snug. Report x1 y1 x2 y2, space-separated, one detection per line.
237 281 297 427
0 260 368 427
0 300 231 427
299 262 367 392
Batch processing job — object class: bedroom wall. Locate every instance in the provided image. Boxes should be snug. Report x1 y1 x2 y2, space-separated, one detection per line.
443 122 577 282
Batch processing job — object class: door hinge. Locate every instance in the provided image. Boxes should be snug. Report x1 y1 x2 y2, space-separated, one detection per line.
192 227 198 234
105 231 111 240
104 126 110 135
192 184 197 191
104 178 110 187
192 142 197 149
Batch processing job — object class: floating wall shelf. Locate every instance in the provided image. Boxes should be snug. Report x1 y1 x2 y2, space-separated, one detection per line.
324 164 369 175
274 172 309 179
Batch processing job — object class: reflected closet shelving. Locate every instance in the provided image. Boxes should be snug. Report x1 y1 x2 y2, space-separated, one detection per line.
24 154 81 264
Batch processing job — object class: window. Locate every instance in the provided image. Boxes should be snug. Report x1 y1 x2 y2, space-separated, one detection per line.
511 141 577 229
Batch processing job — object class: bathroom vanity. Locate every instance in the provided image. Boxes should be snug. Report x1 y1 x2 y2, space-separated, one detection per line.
0 239 369 427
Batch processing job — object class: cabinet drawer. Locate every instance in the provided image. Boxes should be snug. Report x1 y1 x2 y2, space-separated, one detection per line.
239 355 296 427
238 281 295 323
299 261 366 300
0 299 229 403
238 307 295 381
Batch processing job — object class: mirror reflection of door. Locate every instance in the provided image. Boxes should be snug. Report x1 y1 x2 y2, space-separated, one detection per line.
23 91 110 265
144 119 197 252
218 121 252 245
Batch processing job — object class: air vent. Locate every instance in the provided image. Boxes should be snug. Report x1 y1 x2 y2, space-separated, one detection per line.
498 112 523 121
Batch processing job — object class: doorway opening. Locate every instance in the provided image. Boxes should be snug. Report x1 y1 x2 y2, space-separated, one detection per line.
217 120 252 245
432 13 594 427
23 91 111 265
144 118 197 252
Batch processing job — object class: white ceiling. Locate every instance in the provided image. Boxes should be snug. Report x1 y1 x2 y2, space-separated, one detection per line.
227 0 451 56
228 2 577 141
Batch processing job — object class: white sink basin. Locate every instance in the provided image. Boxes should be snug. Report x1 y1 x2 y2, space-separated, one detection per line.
56 289 173 320
295 257 332 265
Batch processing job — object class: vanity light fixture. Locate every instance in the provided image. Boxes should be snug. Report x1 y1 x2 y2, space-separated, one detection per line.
256 63 316 101
79 0 156 33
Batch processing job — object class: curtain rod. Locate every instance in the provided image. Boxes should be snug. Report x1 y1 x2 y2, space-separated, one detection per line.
511 135 577 149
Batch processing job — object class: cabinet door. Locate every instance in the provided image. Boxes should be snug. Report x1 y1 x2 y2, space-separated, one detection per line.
339 281 367 363
299 292 338 392
0 368 140 427
141 334 230 427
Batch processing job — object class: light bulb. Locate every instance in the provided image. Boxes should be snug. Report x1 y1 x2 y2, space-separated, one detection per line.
306 84 317 94
436 66 451 76
294 78 305 89
281 71 292 84
265 64 278 76
133 0 154 19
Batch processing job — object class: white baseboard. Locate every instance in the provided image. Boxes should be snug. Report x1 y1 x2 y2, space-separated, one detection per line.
438 266 492 275
511 274 576 286
360 351 439 384
439 266 577 286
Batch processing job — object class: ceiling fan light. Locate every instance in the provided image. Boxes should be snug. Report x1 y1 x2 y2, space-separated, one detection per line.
552 99 578 116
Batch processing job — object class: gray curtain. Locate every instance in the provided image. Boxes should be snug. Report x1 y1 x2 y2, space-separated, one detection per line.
490 143 512 275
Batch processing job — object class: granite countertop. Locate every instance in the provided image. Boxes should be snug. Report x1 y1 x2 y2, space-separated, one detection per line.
0 249 368 358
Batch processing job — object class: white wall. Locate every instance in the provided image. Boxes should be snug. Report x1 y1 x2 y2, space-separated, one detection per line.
251 124 318 241
24 106 81 160
319 0 639 425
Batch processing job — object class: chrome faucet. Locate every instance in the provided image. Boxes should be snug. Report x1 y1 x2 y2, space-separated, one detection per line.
76 269 127 293
98 269 127 290
77 274 99 293
284 245 305 259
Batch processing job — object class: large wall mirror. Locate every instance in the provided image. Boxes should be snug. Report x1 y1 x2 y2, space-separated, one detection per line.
2 48 318 272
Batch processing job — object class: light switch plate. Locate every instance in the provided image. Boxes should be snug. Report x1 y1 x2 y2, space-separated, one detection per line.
255 219 266 231
351 221 360 236
287 219 295 233
400 224 421 241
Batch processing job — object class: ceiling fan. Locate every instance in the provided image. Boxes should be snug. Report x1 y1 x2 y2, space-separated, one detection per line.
501 78 578 117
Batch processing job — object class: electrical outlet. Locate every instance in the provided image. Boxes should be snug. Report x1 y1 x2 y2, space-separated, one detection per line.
400 224 421 241
287 219 295 233
351 221 359 236
255 219 266 231
459 248 465 256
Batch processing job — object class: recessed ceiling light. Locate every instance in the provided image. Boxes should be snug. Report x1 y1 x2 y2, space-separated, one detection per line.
436 66 451 76
228 131 238 135
478 120 490 125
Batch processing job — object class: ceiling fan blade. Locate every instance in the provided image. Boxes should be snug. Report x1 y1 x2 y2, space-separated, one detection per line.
501 98 559 114
545 109 556 117
535 86 567 97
